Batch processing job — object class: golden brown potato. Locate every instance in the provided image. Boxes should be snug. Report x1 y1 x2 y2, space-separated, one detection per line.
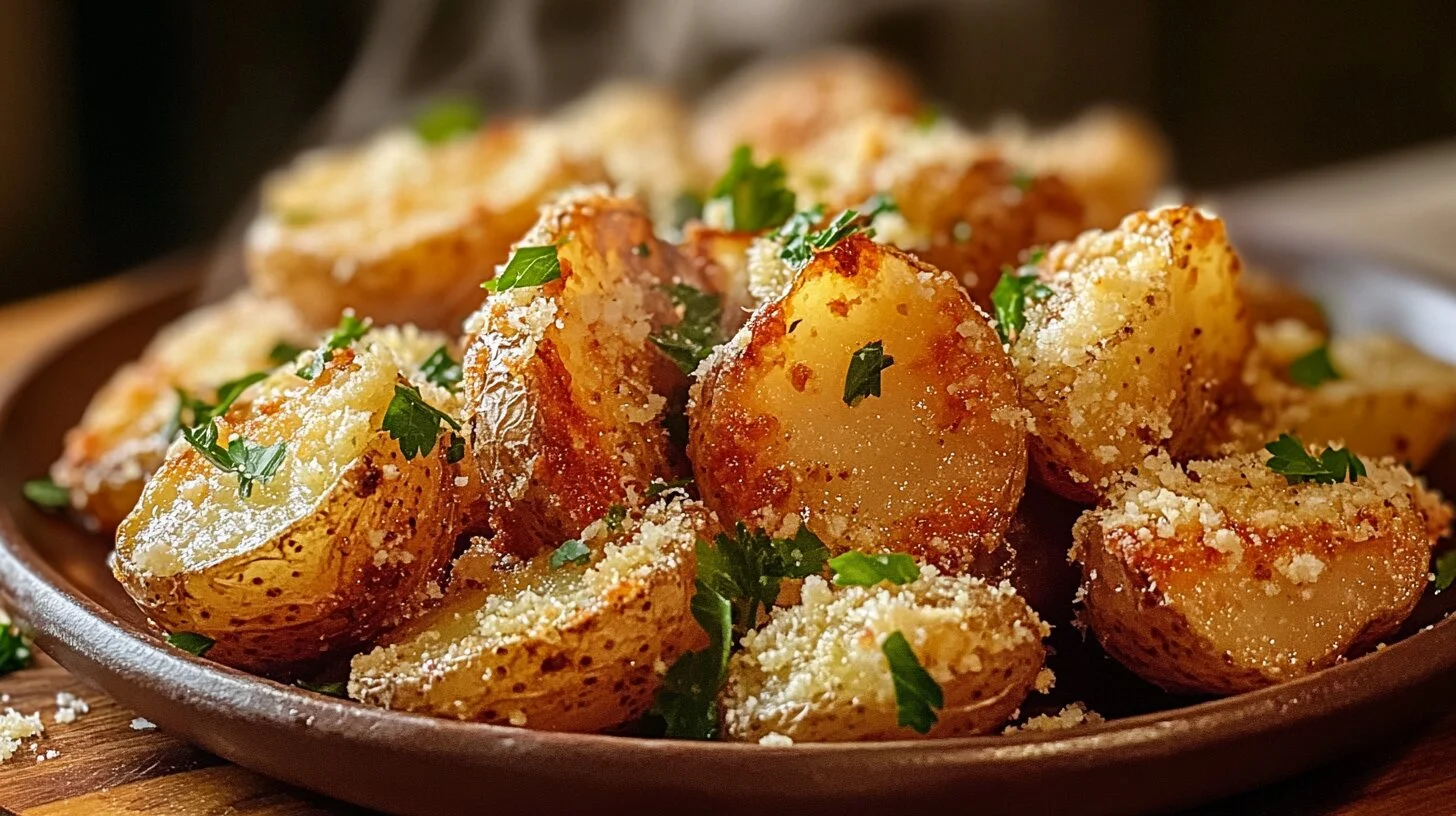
1011 207 1250 502
246 120 600 330
113 336 462 675
348 497 710 730
693 50 922 172
52 292 312 530
1075 449 1451 695
989 109 1170 229
1239 271 1330 333
1206 321 1456 467
690 234 1027 571
719 569 1048 742
678 223 757 335
460 189 706 559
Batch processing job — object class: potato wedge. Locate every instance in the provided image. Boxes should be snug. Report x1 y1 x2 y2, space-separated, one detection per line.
1206 321 1456 467
719 569 1048 742
348 497 710 730
246 120 599 330
690 234 1027 571
113 336 462 675
52 292 312 530
1075 449 1451 695
1011 207 1250 502
460 189 705 559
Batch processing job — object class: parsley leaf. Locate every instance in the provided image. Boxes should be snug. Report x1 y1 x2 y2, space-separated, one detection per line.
650 579 732 739
1288 345 1341 388
179 415 286 499
708 146 796 232
603 504 627 532
420 346 463 392
413 98 484 144
990 267 1053 345
882 630 944 734
843 340 895 406
1264 434 1367 485
381 383 462 460
650 283 725 374
294 679 348 697
445 433 466 465
297 313 371 380
1010 168 1035 193
549 539 592 569
672 191 704 230
171 371 269 438
632 242 651 258
268 341 305 366
483 245 561 292
829 551 919 587
1435 549 1456 592
166 631 215 657
698 523 829 640
914 104 942 130
0 617 32 676
776 195 896 270
22 477 69 510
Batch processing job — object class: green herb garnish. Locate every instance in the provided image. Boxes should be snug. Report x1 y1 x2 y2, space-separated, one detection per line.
708 146 796 232
381 383 462 460
672 191 705 230
646 477 694 499
180 420 287 499
829 551 919 587
413 98 484 144
914 104 942 130
0 617 32 675
990 267 1052 345
420 346 463 392
650 283 725 374
268 341 305 366
1288 345 1341 388
1435 549 1456 592
632 242 651 258
882 630 944 734
549 539 592 569
294 680 348 697
843 340 895 407
603 504 627 532
649 579 732 739
297 313 371 380
777 195 897 270
483 245 561 292
698 523 830 641
22 477 69 510
1010 169 1035 193
1263 434 1367 485
166 631 215 657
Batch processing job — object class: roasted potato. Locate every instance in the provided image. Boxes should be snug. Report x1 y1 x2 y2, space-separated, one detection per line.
113 333 462 675
690 234 1027 571
719 569 1048 742
1206 321 1456 467
348 497 709 730
1239 271 1330 333
679 223 757 335
460 189 706 559
1075 449 1451 695
247 120 599 330
52 292 312 530
1010 206 1250 502
693 50 921 173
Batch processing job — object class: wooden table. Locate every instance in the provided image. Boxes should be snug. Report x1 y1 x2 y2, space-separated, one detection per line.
4 143 1456 814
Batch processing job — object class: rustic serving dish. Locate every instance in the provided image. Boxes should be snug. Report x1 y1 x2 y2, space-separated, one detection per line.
1 234 1454 816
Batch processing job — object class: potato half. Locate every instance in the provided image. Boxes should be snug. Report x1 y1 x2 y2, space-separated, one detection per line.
1075 450 1451 695
1239 272 1330 334
460 190 703 558
246 120 599 330
690 234 1027 571
53 292 312 530
348 497 709 730
114 338 462 675
719 569 1048 742
1206 321 1456 468
1011 206 1250 502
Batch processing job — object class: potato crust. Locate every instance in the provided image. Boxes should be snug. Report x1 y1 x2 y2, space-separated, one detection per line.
1075 450 1451 695
246 121 600 330
690 235 1027 571
460 190 704 558
719 569 1048 742
1011 206 1250 502
348 497 710 730
1239 272 1330 334
52 292 312 530
113 340 461 675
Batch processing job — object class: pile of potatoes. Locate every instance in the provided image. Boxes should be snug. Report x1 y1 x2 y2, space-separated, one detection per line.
51 51 1455 743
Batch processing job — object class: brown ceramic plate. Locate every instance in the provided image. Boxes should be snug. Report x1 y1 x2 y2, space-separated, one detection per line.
2 236 1454 816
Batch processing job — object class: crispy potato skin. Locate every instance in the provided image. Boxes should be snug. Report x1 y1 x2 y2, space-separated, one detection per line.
53 292 312 530
113 348 460 675
689 235 1027 571
1075 451 1451 695
460 192 704 559
349 499 710 730
1239 272 1330 334
1012 207 1250 502
246 121 600 330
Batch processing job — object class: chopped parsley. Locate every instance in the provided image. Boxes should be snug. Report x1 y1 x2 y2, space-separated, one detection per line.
166 631 215 657
990 266 1053 345
381 383 462 461
22 477 69 510
672 191 704 230
1288 345 1341 388
646 477 694 499
483 245 561 292
882 630 944 734
297 313 371 380
1010 168 1035 193
708 146 796 232
603 504 627 532
549 539 592 569
650 283 725 374
914 104 942 130
777 195 898 270
268 341 305 366
171 371 269 438
632 242 651 258
413 98 484 144
420 346 463 392
649 578 731 739
181 420 287 499
0 617 32 675
1264 434 1367 485
294 679 348 697
843 340 895 407
1434 549 1456 592
697 523 830 641
829 551 919 587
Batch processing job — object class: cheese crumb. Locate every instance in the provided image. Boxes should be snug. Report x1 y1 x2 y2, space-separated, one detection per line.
0 709 45 763
130 717 157 731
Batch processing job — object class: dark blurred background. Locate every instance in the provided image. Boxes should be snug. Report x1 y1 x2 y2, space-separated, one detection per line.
3 0 1454 303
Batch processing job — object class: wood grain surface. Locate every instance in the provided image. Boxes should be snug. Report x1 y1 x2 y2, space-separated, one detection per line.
4 144 1456 813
